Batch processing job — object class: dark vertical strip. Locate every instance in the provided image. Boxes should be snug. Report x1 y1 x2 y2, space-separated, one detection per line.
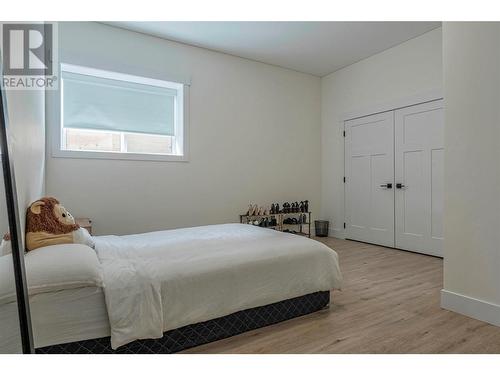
0 55 34 354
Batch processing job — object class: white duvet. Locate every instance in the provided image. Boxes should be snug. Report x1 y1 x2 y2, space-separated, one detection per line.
94 223 342 349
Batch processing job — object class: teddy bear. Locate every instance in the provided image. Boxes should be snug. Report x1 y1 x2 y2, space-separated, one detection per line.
25 197 94 251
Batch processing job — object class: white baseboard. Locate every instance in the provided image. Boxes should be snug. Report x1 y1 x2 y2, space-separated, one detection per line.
441 289 500 327
330 228 346 239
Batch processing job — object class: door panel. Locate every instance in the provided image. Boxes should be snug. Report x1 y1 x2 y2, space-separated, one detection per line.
395 100 444 256
349 156 370 231
345 111 395 247
371 154 393 232
402 150 425 237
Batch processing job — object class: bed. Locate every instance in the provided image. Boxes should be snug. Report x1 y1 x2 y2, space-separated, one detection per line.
0 223 342 354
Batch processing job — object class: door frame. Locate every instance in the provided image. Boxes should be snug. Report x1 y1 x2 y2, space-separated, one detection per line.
340 89 443 241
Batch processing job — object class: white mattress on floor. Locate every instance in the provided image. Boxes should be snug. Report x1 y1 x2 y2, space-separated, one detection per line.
0 286 110 353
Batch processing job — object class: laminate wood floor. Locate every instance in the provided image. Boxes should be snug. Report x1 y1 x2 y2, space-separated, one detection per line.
183 237 500 353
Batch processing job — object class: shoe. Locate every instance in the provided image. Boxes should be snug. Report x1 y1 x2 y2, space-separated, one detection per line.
253 204 258 216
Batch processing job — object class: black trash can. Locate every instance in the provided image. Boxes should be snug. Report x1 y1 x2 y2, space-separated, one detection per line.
314 220 329 237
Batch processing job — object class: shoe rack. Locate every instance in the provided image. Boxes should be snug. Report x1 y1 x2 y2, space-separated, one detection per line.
239 211 312 238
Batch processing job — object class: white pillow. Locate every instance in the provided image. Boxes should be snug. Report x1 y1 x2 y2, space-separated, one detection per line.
0 244 103 304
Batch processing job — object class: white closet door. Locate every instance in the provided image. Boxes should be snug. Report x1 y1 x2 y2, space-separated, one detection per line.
345 111 395 247
395 100 444 256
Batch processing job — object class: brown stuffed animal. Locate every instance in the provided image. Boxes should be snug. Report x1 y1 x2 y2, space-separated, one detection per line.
26 197 94 251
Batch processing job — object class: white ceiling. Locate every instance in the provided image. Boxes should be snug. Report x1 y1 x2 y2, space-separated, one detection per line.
109 22 441 77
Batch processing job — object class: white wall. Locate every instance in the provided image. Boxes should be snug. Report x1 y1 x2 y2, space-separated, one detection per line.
46 22 321 235
6 90 46 244
0 22 46 245
320 28 443 237
440 22 500 326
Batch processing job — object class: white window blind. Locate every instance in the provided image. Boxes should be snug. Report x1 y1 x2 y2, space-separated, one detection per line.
62 70 177 136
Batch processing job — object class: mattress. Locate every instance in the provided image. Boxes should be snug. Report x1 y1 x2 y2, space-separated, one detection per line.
0 286 109 353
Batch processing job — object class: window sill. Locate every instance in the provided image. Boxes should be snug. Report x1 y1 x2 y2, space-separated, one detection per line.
51 148 189 162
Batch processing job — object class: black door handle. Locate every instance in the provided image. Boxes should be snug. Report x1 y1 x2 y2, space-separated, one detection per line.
396 183 405 189
380 183 392 189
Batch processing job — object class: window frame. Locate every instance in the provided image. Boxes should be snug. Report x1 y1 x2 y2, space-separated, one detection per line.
52 63 189 162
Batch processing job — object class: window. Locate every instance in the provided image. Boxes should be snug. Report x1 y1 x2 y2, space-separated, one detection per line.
55 64 187 161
